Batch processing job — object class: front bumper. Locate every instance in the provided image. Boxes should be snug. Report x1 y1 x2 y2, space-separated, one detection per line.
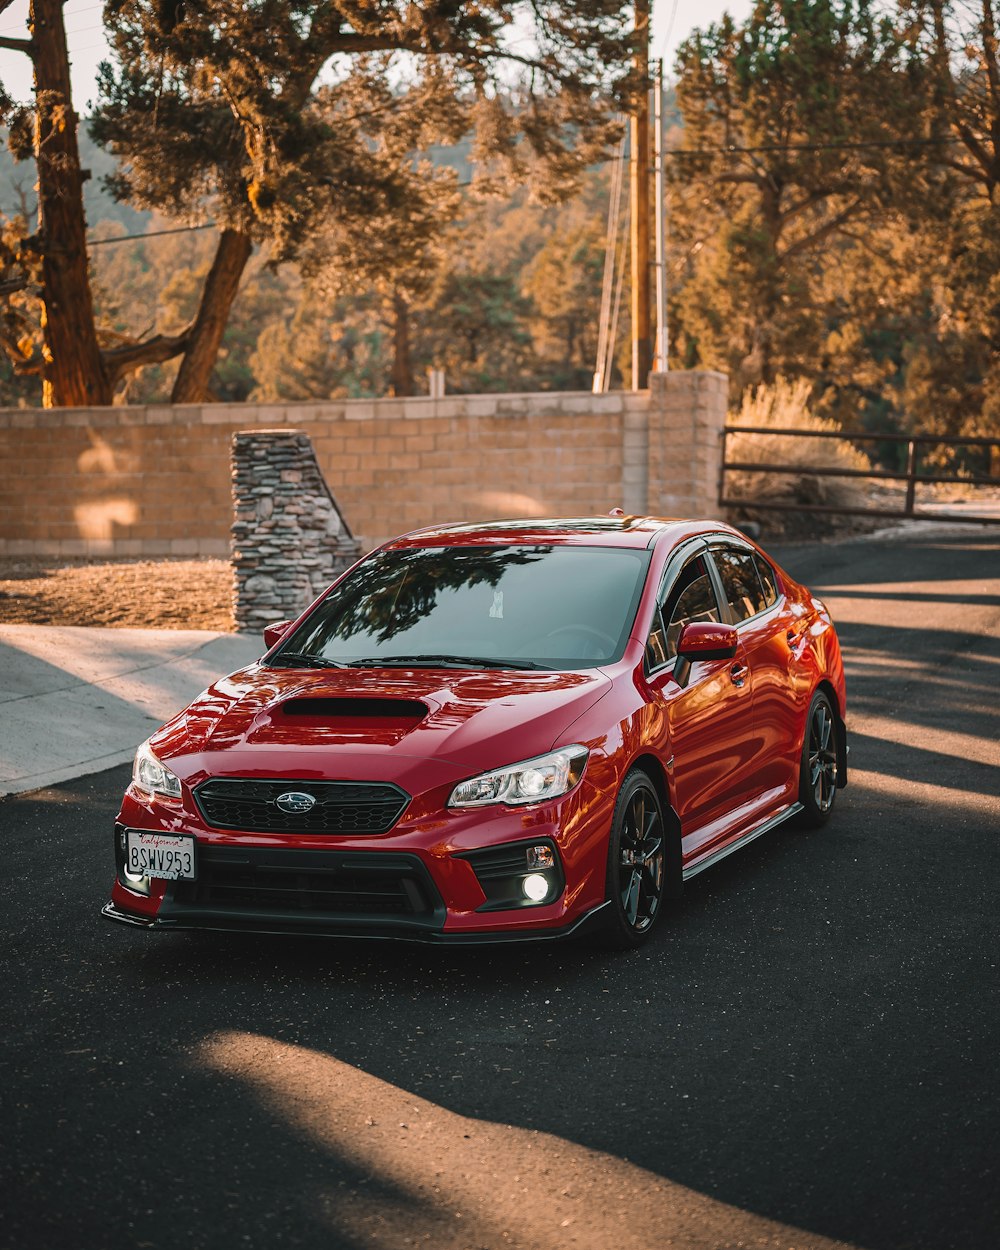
105 773 613 942
101 897 610 944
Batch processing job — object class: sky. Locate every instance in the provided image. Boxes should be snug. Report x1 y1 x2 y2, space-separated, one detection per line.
0 1 753 114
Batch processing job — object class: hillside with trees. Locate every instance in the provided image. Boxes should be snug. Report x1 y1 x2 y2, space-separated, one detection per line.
0 0 634 406
1 0 998 455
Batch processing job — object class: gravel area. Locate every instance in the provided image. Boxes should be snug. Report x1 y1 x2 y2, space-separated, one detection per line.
0 558 234 630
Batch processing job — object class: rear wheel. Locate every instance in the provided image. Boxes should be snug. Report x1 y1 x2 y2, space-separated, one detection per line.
798 690 838 827
600 771 667 949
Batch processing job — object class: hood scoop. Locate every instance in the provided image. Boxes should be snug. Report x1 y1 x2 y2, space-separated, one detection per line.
242 695 431 748
279 697 429 722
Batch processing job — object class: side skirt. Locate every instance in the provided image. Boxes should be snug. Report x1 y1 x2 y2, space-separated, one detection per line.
682 802 803 882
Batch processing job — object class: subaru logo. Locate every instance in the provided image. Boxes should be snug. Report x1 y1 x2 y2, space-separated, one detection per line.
275 791 317 814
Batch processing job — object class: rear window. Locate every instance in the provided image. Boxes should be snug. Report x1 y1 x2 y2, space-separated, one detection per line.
713 547 769 623
753 554 779 608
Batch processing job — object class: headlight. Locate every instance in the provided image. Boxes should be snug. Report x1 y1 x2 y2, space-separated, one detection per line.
448 746 589 808
132 740 182 799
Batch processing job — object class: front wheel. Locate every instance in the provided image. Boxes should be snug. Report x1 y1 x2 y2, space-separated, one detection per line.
599 771 667 949
798 690 838 827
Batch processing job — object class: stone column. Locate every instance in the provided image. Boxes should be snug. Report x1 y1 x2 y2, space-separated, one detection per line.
645 370 728 519
231 429 362 632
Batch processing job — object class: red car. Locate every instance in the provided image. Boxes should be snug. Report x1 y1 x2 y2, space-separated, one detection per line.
103 516 846 948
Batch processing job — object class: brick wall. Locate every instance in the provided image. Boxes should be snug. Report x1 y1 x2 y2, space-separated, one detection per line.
0 373 727 558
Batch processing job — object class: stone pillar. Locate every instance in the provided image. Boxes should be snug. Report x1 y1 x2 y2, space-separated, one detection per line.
646 370 728 519
231 429 363 632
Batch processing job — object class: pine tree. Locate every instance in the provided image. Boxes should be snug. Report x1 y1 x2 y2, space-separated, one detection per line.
899 1 1000 442
669 0 918 398
2 1 635 406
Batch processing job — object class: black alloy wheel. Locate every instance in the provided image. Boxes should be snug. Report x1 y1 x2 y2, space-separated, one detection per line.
798 689 838 827
601 770 667 949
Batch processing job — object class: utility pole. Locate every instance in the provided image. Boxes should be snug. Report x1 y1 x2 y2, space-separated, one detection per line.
653 57 668 372
630 0 652 390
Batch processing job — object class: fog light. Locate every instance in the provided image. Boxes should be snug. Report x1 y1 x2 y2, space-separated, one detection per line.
526 845 554 869
522 873 550 902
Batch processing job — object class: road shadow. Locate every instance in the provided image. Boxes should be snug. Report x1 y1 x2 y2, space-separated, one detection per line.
3 759 997 1250
3 530 999 1250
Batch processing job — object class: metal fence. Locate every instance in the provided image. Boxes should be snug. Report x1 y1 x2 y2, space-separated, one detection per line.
718 426 1000 526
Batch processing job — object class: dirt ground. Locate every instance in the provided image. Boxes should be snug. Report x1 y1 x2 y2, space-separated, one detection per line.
2 488 994 630
0 557 234 630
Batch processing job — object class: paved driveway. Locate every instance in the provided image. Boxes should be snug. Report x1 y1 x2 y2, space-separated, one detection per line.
1 531 998 1250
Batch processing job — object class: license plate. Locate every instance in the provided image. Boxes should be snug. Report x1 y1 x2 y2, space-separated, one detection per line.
125 830 197 880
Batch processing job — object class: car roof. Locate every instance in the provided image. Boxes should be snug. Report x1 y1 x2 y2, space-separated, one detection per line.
386 516 747 551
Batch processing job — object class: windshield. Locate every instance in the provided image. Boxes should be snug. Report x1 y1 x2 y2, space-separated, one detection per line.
273 543 652 671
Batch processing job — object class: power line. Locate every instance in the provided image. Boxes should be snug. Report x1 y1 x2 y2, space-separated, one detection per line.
0 1 103 35
84 174 475 247
600 133 967 168
87 222 217 247
70 135 970 252
657 0 682 61
664 135 965 157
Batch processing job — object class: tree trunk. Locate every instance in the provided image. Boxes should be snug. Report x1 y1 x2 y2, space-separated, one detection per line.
756 178 784 388
390 290 414 396
979 0 1000 202
31 0 111 407
170 228 253 403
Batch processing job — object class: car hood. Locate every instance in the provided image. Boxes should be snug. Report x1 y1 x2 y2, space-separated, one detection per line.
151 663 610 792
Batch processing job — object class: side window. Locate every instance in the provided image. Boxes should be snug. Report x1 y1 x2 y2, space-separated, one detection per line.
713 546 768 624
645 554 722 669
645 611 669 670
753 554 779 608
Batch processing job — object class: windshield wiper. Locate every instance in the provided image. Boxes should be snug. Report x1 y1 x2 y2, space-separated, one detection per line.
270 652 346 670
348 653 550 671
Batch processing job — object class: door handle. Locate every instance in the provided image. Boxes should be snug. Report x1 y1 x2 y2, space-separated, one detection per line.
787 628 804 650
730 662 749 688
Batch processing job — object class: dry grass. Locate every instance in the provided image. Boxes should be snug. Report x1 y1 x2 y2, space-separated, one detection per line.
0 557 234 629
723 379 875 537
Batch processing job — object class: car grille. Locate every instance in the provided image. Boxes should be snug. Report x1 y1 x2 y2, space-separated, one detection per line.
193 778 409 834
168 847 444 929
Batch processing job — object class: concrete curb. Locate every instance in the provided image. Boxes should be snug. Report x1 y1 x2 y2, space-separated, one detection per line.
0 625 262 797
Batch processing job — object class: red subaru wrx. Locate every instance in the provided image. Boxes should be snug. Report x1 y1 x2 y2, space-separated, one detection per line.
103 516 847 948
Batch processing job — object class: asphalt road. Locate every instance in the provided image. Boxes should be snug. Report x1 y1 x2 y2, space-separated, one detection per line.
2 531 998 1250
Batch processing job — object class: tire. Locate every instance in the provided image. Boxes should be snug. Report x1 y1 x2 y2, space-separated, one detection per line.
599 770 668 950
798 689 839 827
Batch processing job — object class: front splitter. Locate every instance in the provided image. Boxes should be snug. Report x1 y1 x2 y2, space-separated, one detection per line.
100 900 610 945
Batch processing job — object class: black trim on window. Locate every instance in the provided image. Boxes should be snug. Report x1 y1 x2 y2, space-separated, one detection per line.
705 539 786 629
644 539 721 677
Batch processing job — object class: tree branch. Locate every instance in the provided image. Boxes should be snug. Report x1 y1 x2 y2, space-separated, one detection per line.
0 34 33 55
102 327 192 386
955 120 994 178
837 229 898 265
935 154 991 183
778 199 864 264
0 334 44 374
980 0 1000 110
781 188 835 225
322 32 425 57
715 171 767 187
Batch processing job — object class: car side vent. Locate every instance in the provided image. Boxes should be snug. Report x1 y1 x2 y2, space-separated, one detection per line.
281 698 428 720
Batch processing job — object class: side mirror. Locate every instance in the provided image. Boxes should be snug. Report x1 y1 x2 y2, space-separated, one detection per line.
674 621 738 688
263 619 293 650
